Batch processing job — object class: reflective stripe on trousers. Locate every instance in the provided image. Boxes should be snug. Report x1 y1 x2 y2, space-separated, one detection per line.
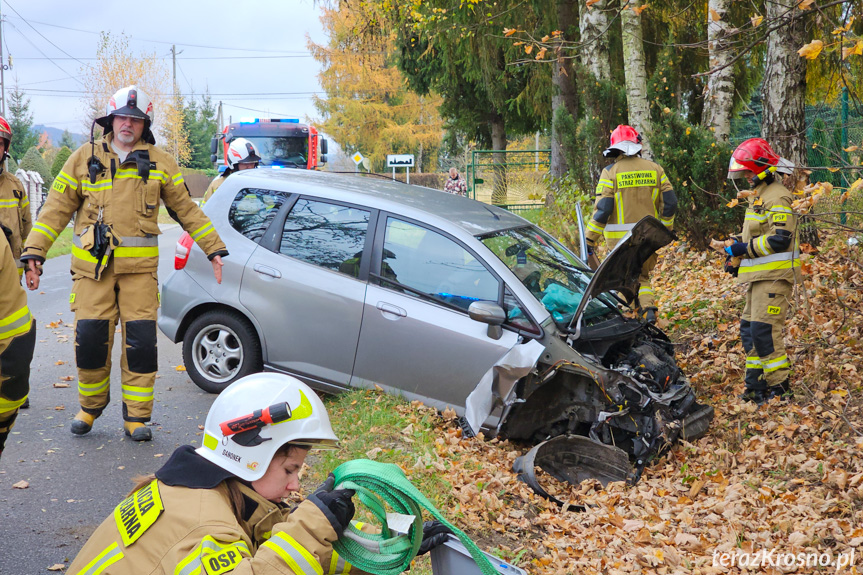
603 223 635 240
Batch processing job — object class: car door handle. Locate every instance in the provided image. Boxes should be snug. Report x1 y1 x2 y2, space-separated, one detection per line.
376 302 406 317
253 264 282 279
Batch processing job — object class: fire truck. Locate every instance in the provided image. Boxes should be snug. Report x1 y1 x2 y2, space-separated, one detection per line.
210 118 328 171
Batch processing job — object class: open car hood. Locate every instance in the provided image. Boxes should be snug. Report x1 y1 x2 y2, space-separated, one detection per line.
568 216 675 334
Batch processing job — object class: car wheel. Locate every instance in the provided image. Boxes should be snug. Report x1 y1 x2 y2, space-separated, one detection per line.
182 309 263 394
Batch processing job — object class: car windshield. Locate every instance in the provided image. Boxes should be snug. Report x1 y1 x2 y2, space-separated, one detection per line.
480 226 615 326
245 136 309 168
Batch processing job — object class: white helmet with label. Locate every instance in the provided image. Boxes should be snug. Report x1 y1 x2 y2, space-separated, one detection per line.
226 137 263 170
96 85 156 144
196 373 339 481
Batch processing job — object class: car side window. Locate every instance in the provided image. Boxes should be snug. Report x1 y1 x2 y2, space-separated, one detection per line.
279 198 370 278
381 218 499 311
228 188 288 243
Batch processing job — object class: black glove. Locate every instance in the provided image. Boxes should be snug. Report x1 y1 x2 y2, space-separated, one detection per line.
724 241 748 258
308 474 355 536
417 521 452 556
723 255 739 277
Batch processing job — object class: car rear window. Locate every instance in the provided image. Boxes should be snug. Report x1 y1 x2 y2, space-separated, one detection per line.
228 188 288 243
279 198 370 277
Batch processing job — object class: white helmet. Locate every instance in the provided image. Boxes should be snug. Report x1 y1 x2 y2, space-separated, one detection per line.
226 137 262 170
96 85 156 144
196 373 339 481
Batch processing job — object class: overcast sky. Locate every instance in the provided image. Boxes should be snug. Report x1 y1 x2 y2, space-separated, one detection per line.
0 0 326 138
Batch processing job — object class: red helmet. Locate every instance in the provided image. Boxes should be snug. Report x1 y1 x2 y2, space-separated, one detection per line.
604 125 643 157
728 138 779 179
0 116 11 143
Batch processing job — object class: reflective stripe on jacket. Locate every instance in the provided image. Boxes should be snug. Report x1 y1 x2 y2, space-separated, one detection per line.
68 479 367 575
0 170 32 268
736 181 802 284
0 233 32 413
22 134 226 279
586 155 676 246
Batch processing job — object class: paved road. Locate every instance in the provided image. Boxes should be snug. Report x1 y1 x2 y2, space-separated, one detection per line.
0 225 221 574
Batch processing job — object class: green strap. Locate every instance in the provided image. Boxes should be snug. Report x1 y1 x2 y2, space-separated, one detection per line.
331 459 498 575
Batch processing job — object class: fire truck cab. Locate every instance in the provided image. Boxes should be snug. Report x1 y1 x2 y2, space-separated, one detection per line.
210 118 328 171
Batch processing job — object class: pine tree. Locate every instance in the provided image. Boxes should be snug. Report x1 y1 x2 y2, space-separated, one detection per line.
60 129 76 149
51 146 73 178
7 87 39 162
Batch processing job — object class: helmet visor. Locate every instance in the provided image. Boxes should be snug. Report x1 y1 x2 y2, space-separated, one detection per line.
727 157 752 179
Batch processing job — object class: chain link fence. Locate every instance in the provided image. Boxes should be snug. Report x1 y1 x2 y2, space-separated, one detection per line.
467 149 550 213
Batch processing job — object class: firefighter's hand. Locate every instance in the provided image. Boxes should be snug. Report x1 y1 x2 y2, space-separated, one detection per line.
211 255 223 284
25 260 41 290
308 477 355 536
417 521 452 556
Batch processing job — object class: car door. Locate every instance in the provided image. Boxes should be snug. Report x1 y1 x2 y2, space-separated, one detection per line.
351 215 519 409
239 196 373 389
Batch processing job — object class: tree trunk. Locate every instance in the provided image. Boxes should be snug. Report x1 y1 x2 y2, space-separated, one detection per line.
550 0 580 179
620 0 653 159
701 0 735 142
491 115 508 204
579 0 611 82
761 0 807 167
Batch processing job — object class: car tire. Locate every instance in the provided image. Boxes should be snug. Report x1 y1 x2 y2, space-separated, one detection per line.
182 309 263 394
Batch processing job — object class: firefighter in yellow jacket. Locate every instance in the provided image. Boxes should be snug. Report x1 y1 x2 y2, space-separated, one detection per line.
21 86 228 442
202 137 261 205
720 138 801 405
67 373 450 574
0 115 32 279
585 125 677 324
0 228 36 461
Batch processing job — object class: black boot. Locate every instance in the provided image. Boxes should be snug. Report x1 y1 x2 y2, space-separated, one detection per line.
739 388 767 405
766 379 792 401
643 307 658 325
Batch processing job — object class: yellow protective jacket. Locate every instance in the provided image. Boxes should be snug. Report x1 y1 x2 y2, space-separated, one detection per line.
22 134 227 280
0 230 32 344
735 180 801 285
201 174 227 205
586 155 676 245
68 446 369 575
0 169 32 274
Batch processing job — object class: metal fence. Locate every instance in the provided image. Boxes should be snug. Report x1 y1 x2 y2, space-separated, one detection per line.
466 149 550 211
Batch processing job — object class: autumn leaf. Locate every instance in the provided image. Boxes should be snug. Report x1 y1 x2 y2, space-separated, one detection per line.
524 44 534 55
12 480 29 489
586 0 601 7
737 189 757 199
709 8 721 21
535 47 548 60
55 360 65 366
842 40 863 59
175 365 187 371
726 198 739 208
631 3 649 15
849 178 863 194
751 14 763 27
48 565 66 571
753 197 763 206
61 375 74 381
540 35 550 43
797 39 823 59
503 27 517 37
797 0 814 9
53 383 70 388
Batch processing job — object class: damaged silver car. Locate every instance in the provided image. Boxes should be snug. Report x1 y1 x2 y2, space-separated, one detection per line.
158 169 713 487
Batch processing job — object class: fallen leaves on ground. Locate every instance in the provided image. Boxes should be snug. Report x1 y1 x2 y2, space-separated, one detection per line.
396 232 863 574
12 480 29 489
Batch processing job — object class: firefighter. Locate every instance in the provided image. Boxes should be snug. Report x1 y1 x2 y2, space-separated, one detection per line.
0 228 36 461
20 86 228 442
67 373 450 574
721 138 800 404
201 137 261 204
584 125 677 324
0 116 32 280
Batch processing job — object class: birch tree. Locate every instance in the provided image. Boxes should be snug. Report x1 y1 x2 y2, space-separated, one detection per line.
701 0 735 142
620 0 653 158
579 0 612 82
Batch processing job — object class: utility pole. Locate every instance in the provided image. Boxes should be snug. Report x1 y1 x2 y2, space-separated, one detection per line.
171 45 178 159
217 100 223 132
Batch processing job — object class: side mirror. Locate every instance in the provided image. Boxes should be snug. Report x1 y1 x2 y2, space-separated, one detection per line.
320 154 328 164
210 137 219 155
210 154 217 164
321 138 328 155
468 301 506 340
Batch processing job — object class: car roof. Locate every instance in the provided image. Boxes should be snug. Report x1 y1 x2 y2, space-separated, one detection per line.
227 168 529 236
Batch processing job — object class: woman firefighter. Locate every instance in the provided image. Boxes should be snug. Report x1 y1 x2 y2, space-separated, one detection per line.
67 373 449 574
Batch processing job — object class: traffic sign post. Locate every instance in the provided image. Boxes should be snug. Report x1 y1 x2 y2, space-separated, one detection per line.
352 152 364 173
387 154 415 184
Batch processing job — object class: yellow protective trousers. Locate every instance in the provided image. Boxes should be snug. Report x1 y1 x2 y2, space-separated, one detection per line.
740 279 793 389
0 319 36 458
70 260 159 422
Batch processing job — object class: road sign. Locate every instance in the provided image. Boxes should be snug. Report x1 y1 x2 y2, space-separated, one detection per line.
352 152 364 165
387 154 415 168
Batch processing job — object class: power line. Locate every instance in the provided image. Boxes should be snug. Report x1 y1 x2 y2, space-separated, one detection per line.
4 21 83 86
3 14 310 54
4 1 86 66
